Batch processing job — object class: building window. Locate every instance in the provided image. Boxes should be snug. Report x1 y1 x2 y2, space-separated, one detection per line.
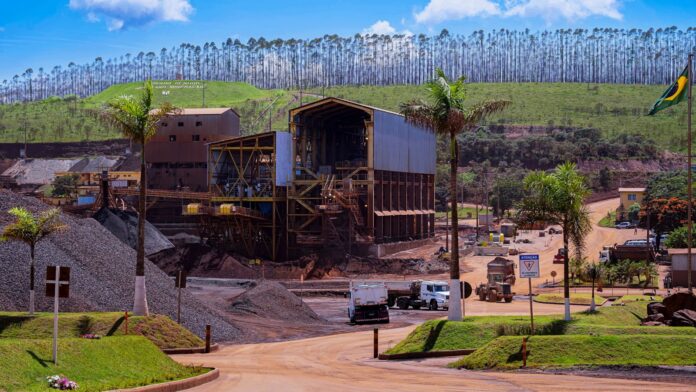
195 121 203 127
192 134 200 142
178 122 184 127
161 122 168 127
169 135 177 142
628 194 637 201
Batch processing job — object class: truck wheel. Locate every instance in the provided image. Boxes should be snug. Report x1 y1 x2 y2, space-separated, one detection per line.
479 291 487 301
388 297 395 308
429 300 438 311
487 289 498 302
397 298 409 310
504 297 513 303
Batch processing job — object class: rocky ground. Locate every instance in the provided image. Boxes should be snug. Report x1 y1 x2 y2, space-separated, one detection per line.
0 190 242 342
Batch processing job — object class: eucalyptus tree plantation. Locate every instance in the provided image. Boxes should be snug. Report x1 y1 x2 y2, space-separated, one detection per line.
2 27 696 103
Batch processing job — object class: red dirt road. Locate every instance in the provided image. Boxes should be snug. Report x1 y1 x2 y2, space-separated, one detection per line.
173 322 693 391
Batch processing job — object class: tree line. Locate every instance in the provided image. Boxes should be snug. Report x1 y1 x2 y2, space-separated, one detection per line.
3 27 696 104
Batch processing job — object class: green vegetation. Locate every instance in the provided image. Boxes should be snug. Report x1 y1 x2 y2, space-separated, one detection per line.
314 83 691 152
435 206 488 219
0 81 299 142
1 81 692 152
385 302 696 356
615 294 663 304
450 335 696 369
598 210 617 228
0 336 207 391
0 312 204 349
534 293 606 306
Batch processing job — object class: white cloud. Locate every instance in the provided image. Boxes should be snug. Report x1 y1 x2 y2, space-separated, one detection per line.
69 0 194 31
363 20 396 35
414 0 622 23
504 0 623 21
414 0 501 24
362 20 413 36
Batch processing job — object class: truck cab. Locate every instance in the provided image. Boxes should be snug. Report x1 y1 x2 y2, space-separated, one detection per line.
419 281 450 310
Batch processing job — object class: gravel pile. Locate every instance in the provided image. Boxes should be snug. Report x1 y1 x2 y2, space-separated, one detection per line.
0 190 244 342
229 280 325 324
93 207 174 256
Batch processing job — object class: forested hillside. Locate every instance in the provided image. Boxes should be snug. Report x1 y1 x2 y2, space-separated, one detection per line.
3 27 696 104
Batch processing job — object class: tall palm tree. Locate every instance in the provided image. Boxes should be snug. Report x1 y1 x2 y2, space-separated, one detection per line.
518 162 592 321
101 80 178 316
401 68 510 321
1 207 64 315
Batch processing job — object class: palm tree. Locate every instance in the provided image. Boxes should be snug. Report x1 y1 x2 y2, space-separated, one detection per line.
101 80 178 316
518 162 592 321
586 262 602 312
1 207 64 315
401 68 510 321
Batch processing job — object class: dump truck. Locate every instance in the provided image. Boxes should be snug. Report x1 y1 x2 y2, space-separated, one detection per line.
607 242 655 262
347 281 389 324
385 280 450 311
475 257 516 302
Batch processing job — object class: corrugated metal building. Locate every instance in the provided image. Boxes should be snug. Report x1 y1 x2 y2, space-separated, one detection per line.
198 97 435 260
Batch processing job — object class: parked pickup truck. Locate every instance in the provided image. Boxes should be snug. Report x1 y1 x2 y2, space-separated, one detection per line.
347 281 390 324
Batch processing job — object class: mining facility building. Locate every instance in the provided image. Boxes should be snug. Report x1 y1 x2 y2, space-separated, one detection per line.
192 97 436 260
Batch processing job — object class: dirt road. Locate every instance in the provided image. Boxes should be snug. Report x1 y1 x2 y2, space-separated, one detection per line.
171 199 680 391
174 320 691 391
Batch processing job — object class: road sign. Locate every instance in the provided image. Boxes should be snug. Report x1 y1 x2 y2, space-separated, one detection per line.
519 254 540 279
460 281 473 299
45 266 70 298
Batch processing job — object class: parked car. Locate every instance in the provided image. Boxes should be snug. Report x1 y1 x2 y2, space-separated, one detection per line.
615 221 635 229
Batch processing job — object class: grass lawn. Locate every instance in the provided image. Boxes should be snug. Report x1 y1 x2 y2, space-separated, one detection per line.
598 210 617 228
0 336 207 391
615 294 663 304
435 206 489 219
385 302 696 356
0 312 204 349
534 293 607 306
450 335 696 369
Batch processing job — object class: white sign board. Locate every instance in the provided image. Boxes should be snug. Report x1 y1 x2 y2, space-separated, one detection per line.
519 254 540 278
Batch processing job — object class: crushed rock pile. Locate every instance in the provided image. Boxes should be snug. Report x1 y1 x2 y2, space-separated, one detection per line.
0 190 243 342
229 280 325 324
93 207 174 256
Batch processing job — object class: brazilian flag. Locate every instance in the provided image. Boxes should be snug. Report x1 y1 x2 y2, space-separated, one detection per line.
648 65 689 115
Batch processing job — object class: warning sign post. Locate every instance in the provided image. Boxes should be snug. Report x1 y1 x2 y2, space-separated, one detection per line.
519 254 540 334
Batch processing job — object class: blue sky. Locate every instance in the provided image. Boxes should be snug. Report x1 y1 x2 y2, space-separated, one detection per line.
0 0 694 81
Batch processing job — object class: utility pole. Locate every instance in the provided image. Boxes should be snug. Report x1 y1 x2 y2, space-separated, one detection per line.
687 53 693 294
202 84 206 108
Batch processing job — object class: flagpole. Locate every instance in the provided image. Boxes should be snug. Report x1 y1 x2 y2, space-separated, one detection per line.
688 52 693 294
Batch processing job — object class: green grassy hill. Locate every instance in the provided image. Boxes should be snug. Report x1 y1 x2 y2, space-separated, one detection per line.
0 312 204 349
0 336 206 391
312 83 692 152
0 80 300 143
0 80 692 151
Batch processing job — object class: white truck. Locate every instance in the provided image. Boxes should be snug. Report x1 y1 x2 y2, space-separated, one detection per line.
386 280 450 311
347 281 390 324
